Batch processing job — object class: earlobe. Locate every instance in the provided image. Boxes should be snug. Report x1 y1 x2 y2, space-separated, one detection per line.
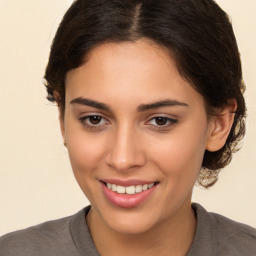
206 101 237 152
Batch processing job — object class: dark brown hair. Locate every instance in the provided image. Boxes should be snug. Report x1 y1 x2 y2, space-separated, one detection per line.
44 0 246 187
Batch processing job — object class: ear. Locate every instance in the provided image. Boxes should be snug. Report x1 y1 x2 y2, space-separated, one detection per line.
206 100 237 152
53 91 66 143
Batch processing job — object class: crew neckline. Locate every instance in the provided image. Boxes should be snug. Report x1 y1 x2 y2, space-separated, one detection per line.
69 203 214 256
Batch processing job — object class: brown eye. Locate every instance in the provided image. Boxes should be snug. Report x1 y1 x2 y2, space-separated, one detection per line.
154 117 168 126
89 116 102 125
79 115 110 130
147 116 178 129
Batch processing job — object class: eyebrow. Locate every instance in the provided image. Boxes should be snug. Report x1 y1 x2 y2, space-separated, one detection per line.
70 97 189 112
70 97 111 112
137 99 189 112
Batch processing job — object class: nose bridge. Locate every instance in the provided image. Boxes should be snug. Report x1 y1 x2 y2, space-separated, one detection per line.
106 122 145 171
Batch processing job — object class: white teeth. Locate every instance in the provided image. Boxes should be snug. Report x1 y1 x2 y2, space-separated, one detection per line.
116 185 126 194
112 184 117 192
142 184 148 191
106 182 156 194
126 186 136 195
148 183 154 189
135 185 143 193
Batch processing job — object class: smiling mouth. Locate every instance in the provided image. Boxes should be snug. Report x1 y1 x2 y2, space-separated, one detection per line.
102 182 158 195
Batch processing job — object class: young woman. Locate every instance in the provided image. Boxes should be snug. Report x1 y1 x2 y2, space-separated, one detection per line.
1 0 255 255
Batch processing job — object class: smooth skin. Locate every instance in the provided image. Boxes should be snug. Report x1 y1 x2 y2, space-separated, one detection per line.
59 39 235 256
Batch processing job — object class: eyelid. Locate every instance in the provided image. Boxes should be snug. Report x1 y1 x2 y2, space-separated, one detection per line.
148 117 177 124
77 112 178 132
78 111 109 120
78 113 111 130
146 113 178 122
145 115 178 130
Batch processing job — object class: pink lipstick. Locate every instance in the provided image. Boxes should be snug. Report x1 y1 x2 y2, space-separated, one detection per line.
101 180 158 208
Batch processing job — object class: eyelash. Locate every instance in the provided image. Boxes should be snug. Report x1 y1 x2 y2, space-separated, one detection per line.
78 115 178 131
79 115 110 130
146 116 178 131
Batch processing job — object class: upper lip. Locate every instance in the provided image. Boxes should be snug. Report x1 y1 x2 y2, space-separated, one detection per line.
100 179 158 187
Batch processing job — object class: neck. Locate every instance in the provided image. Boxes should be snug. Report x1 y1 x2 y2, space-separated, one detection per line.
86 203 196 256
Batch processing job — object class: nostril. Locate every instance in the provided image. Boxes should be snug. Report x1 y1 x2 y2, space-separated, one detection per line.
105 138 146 171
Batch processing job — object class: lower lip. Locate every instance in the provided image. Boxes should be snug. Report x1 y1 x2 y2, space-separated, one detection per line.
101 183 158 208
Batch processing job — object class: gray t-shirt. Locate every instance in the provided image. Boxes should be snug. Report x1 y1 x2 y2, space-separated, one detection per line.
1 203 256 256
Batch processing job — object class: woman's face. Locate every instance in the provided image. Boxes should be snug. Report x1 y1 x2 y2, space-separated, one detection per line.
62 39 213 234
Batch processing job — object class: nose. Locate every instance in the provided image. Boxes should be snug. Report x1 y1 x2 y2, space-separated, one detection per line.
105 125 146 172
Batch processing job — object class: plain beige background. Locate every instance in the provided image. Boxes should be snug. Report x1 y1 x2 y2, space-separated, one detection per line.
0 0 255 236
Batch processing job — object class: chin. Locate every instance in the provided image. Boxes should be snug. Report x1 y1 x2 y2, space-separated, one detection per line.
97 206 161 235
108 217 156 235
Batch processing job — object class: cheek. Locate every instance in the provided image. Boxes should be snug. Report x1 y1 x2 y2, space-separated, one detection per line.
66 128 108 177
148 127 208 179
65 130 110 202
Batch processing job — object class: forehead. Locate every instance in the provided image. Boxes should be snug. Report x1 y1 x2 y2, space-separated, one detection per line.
65 39 205 110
